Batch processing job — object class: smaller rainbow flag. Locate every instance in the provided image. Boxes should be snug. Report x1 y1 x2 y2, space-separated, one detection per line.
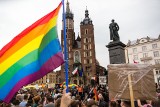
0 2 63 103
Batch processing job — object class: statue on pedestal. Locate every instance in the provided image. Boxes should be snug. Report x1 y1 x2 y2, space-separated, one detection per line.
109 19 120 41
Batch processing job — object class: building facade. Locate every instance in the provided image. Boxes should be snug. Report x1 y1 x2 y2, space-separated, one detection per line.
58 0 97 85
32 71 57 86
125 35 160 84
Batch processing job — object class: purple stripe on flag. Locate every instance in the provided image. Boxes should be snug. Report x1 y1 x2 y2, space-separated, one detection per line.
4 52 64 103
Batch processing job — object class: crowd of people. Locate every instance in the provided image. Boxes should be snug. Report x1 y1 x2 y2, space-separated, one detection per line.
0 84 160 107
0 84 108 107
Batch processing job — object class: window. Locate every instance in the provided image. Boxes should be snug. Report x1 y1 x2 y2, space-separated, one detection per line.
156 71 159 74
68 40 70 45
153 51 159 57
69 53 71 58
74 51 81 63
90 44 92 49
83 45 85 50
133 55 138 60
152 43 157 49
90 59 92 63
86 45 88 50
143 60 150 64
90 51 92 56
155 59 160 64
68 47 70 51
84 52 86 57
86 52 89 56
143 53 148 58
133 48 137 53
142 46 147 51
87 59 90 64
85 29 88 34
86 38 88 43
84 60 86 64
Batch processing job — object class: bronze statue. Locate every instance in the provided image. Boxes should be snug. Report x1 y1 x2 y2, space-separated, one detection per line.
109 19 120 41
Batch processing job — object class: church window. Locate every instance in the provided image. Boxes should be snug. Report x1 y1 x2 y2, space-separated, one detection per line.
68 40 70 44
86 45 88 50
74 51 81 63
68 47 70 51
90 59 92 63
90 51 92 56
69 53 71 58
84 52 86 57
84 45 85 50
87 59 90 64
86 52 89 56
85 29 88 34
89 38 91 42
84 38 88 43
90 44 91 49
88 73 90 76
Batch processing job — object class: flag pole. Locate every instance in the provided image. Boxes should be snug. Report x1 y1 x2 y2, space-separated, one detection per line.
62 0 69 92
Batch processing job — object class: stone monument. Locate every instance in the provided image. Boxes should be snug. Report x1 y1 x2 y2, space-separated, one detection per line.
106 19 126 64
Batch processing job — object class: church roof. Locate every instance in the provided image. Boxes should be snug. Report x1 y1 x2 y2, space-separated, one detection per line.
76 34 81 41
80 7 92 25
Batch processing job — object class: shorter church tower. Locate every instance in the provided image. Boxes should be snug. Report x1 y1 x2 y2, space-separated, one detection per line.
80 8 96 85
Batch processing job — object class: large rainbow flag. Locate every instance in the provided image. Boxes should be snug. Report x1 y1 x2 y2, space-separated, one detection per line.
0 2 63 103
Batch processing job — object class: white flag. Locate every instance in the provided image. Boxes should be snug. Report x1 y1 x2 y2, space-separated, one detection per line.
72 67 78 75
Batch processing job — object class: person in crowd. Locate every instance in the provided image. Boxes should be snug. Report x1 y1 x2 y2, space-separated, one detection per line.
26 100 33 107
78 85 83 100
44 96 54 107
137 99 152 107
97 92 108 107
86 99 98 107
54 98 61 107
32 95 41 107
110 100 118 107
70 100 81 107
120 100 131 107
11 99 20 107
151 99 160 107
19 94 28 107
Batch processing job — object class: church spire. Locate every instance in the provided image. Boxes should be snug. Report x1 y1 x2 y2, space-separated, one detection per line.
80 6 92 25
85 6 89 18
66 0 70 13
65 0 73 19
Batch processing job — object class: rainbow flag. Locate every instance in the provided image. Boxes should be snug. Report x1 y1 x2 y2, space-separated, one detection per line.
0 2 63 103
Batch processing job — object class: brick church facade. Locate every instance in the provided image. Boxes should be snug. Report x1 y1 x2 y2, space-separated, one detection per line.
57 0 105 85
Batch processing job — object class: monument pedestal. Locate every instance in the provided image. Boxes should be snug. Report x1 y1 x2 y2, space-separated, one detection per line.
106 40 126 64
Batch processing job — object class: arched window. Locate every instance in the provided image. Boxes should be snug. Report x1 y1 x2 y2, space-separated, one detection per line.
74 51 81 63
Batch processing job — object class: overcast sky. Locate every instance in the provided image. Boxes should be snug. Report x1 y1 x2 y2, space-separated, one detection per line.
0 0 160 69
